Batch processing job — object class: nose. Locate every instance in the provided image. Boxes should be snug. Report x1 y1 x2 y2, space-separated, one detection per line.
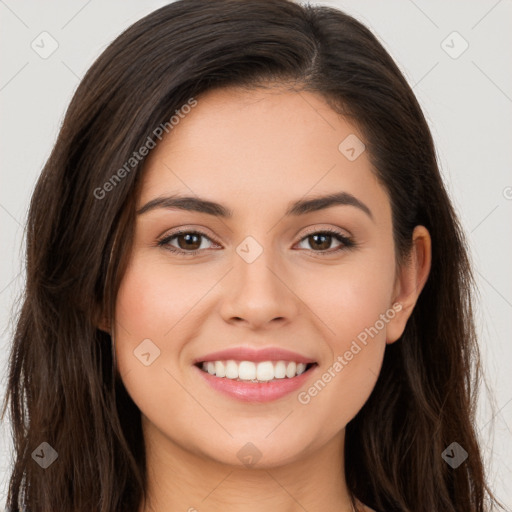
219 248 299 330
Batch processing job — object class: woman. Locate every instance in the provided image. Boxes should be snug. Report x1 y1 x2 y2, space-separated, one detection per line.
1 0 503 511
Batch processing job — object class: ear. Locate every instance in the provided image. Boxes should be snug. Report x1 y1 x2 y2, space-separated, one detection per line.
386 225 432 344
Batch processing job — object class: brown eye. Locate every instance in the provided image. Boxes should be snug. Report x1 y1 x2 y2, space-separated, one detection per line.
306 233 334 251
158 230 217 255
175 232 202 251
297 230 353 254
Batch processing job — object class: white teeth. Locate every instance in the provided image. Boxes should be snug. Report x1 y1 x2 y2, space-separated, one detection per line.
215 361 226 377
285 361 296 378
225 360 238 379
238 361 256 380
199 359 312 381
274 361 287 378
256 361 274 381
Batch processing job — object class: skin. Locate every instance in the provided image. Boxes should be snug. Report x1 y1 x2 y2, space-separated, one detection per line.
103 85 431 512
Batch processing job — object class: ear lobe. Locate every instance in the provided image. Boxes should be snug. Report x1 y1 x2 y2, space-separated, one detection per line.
93 304 111 334
97 318 111 334
386 225 432 344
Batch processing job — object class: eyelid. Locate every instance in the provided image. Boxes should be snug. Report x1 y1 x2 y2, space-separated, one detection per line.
299 224 352 239
158 225 219 242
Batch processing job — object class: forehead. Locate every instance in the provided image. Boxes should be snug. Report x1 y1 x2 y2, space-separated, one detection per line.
138 86 390 221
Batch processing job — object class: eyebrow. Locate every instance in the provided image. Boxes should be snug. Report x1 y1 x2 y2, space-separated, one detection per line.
137 191 373 221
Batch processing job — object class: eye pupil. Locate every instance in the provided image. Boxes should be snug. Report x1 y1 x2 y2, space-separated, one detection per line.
178 233 201 250
310 233 331 250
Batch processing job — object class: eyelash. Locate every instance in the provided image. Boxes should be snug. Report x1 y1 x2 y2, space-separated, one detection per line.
157 228 356 257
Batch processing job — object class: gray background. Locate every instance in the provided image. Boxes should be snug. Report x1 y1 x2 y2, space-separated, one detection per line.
1 0 511 508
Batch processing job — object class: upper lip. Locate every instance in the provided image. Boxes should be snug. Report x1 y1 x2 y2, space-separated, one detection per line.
193 347 316 365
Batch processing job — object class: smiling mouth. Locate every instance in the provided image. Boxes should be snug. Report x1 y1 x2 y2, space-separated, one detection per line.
194 360 318 383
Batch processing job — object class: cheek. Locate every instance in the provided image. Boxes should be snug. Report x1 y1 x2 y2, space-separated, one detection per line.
112 257 207 430
300 252 396 347
112 257 190 387
114 254 214 341
293 254 395 427
296 305 389 441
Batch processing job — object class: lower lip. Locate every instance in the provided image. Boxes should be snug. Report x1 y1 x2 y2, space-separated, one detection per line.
193 364 318 403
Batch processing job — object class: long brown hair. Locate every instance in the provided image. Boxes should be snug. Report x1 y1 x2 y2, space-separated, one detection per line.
1 1 504 510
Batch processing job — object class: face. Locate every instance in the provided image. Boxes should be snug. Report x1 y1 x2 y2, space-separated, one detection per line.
112 86 415 468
